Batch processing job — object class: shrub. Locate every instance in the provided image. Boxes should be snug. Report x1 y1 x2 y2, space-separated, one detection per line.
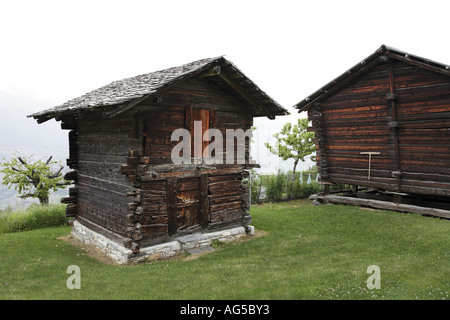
266 170 286 202
249 170 263 204
0 203 67 233
301 181 323 198
291 179 323 199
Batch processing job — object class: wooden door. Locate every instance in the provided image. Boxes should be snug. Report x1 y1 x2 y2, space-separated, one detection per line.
185 107 210 161
176 177 201 230
167 173 209 236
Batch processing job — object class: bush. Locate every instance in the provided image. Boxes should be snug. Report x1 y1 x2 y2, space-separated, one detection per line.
0 203 67 233
290 177 323 199
249 170 263 204
300 181 322 198
252 169 324 203
266 170 286 202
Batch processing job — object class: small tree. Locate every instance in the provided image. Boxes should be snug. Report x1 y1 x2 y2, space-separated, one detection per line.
264 118 315 175
0 153 71 205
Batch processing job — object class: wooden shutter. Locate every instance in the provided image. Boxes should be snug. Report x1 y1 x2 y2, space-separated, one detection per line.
185 106 210 160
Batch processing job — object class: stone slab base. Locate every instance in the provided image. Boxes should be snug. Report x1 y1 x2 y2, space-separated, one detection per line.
71 220 254 264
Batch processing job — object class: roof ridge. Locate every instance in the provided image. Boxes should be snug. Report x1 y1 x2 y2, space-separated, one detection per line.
28 55 288 122
28 56 225 121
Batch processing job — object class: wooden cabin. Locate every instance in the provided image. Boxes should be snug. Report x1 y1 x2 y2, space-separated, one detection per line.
29 57 288 261
295 45 450 218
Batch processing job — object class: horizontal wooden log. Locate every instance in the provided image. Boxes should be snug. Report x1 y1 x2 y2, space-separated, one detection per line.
210 201 243 214
78 174 134 195
66 158 78 168
65 204 77 217
69 187 78 197
207 216 245 229
64 171 78 181
76 216 133 247
209 194 242 205
320 195 450 219
139 214 168 225
121 165 136 175
61 196 77 204
209 180 243 194
127 157 139 165
141 224 168 236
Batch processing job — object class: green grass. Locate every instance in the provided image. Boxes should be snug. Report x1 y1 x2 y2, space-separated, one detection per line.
0 204 68 233
0 200 448 300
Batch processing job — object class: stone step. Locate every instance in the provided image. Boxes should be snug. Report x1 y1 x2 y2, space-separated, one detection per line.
186 245 215 255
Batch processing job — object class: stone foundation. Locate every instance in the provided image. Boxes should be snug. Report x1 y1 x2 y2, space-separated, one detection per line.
71 220 254 264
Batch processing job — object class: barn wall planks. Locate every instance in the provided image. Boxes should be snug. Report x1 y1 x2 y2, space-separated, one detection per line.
68 78 255 249
309 59 450 198
138 79 253 165
134 80 253 246
75 111 141 244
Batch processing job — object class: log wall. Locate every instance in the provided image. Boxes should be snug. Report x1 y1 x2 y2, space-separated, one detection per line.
64 77 255 250
310 59 450 197
134 78 253 246
76 112 141 247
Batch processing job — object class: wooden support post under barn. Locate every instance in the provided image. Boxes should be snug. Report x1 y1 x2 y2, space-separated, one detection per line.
296 45 450 219
28 57 289 264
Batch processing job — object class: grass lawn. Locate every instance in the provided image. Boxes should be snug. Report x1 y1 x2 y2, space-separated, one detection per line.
0 200 448 300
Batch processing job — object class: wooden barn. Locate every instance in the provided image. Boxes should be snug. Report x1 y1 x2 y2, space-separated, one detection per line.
295 45 450 219
29 57 288 262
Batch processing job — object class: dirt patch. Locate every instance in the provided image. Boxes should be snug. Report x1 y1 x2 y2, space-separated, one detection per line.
58 229 269 265
58 235 119 265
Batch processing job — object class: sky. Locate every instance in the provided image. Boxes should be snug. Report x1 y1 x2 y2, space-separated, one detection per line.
1 0 450 173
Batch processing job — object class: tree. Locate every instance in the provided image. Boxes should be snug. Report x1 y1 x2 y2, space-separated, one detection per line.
264 118 315 175
0 153 71 205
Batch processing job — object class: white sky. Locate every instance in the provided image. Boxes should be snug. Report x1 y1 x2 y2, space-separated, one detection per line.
1 0 450 172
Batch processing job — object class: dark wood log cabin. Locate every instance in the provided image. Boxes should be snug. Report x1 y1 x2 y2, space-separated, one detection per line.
29 57 288 253
295 45 450 217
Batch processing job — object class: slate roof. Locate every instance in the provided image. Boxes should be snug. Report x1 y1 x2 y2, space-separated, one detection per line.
294 45 450 112
29 56 288 122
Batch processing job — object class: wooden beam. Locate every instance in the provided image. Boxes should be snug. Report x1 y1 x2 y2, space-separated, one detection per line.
385 52 450 77
218 73 275 119
65 204 77 217
388 63 402 192
297 56 381 112
104 93 155 119
319 195 450 219
166 177 178 236
200 66 221 77
200 173 209 229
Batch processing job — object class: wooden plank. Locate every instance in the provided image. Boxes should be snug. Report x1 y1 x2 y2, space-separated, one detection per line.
166 177 177 236
200 173 209 228
321 195 450 219
65 204 77 217
217 73 274 119
76 216 132 246
61 196 77 204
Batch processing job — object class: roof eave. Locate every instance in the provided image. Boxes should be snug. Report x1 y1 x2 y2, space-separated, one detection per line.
294 45 387 112
29 56 288 122
294 44 450 113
